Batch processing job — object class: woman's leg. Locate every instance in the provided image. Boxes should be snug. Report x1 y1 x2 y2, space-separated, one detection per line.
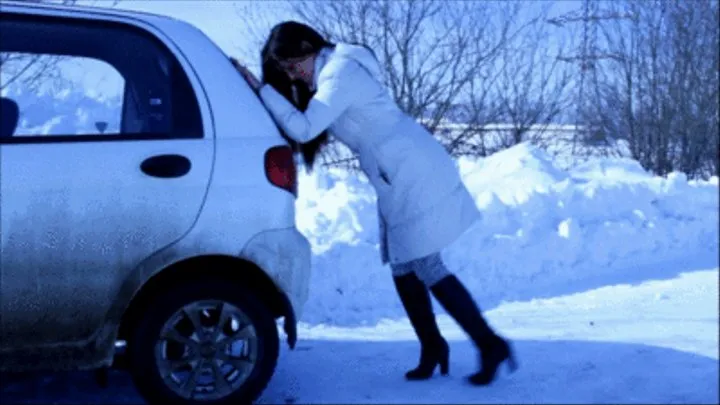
391 258 449 380
414 253 518 386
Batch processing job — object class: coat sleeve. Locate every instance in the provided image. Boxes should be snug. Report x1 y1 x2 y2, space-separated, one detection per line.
258 59 361 143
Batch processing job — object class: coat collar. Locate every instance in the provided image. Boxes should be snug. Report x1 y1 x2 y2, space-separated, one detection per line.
312 46 334 90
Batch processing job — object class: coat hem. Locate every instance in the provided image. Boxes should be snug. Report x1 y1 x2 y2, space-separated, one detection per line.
382 183 480 265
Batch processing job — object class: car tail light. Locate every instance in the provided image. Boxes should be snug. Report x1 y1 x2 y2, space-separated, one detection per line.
265 146 297 196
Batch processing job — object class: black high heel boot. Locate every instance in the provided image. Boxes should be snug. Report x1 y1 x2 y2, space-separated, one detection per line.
430 275 518 386
467 335 517 385
393 272 450 380
406 337 449 380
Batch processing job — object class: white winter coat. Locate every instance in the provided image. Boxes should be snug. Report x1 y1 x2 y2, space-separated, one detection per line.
258 43 480 265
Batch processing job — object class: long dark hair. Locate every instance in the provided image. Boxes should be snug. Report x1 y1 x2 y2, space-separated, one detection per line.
260 21 335 172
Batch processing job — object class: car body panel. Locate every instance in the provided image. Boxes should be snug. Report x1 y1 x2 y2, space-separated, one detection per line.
0 0 311 373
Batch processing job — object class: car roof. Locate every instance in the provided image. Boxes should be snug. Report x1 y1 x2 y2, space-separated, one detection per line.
0 0 185 26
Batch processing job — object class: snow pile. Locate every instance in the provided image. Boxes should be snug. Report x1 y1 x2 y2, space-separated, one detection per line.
296 143 719 326
2 84 122 136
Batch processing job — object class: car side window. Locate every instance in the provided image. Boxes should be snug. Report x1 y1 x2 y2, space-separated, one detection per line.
2 53 124 136
0 13 204 143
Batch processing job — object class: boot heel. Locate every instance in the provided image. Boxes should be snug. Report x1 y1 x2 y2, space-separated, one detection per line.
439 353 450 376
405 357 441 381
506 353 518 373
505 342 518 373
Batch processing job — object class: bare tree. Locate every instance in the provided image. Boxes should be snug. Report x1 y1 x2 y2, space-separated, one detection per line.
231 1 293 67
491 2 573 151
234 0 530 169
0 53 67 93
595 0 719 179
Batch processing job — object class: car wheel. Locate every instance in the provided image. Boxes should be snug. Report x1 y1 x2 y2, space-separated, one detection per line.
127 279 279 405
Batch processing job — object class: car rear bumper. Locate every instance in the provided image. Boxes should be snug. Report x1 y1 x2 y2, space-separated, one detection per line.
239 226 312 325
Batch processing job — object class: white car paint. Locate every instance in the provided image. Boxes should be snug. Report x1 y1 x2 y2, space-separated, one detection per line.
0 0 311 371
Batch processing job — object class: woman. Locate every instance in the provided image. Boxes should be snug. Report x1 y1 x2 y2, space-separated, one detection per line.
235 21 517 386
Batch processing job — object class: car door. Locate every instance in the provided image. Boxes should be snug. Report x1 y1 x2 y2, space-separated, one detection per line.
0 11 214 348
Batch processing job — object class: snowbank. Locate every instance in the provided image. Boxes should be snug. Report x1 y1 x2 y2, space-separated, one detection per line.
296 143 719 326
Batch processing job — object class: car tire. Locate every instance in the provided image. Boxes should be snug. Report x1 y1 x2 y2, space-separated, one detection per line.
126 279 280 405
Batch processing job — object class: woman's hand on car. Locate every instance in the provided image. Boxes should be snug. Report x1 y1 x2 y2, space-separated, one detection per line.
230 57 262 91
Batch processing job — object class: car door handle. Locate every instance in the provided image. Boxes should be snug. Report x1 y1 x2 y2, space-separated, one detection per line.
140 154 191 178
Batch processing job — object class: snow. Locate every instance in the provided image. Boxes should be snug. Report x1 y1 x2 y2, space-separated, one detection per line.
1 112 718 402
1 82 122 136
3 266 717 404
1 54 125 136
261 268 718 404
296 143 718 327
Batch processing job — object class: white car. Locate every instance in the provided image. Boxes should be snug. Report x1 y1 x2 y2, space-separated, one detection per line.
0 1 311 404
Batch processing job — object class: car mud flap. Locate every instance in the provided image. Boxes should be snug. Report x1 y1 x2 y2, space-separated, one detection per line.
283 308 297 350
95 367 109 388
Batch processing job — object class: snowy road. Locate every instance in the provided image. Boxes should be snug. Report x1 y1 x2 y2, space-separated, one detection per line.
2 267 717 404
